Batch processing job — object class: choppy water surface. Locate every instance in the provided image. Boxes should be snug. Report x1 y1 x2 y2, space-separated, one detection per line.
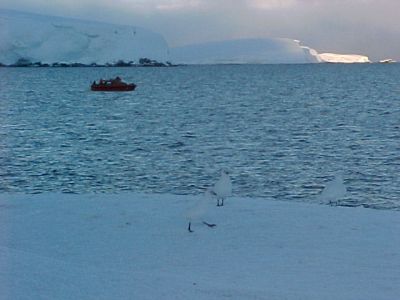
1 64 399 209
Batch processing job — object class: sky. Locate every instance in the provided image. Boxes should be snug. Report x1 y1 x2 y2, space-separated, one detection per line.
2 0 400 61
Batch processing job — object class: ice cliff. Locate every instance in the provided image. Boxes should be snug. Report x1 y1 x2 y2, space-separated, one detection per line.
318 53 371 63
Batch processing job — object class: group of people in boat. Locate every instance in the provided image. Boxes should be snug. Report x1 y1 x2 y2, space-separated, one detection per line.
93 76 125 87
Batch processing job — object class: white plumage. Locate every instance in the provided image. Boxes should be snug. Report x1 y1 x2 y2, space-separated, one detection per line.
185 189 215 232
318 174 347 204
211 170 232 206
185 190 211 222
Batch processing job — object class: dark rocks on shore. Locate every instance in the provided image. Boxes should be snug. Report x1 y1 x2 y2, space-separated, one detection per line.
3 58 179 68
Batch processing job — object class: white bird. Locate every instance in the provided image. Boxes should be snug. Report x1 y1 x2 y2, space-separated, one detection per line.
211 169 232 207
318 173 347 205
185 189 216 232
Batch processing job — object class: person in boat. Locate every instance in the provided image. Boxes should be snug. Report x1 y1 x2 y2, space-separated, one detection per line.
111 76 125 86
112 76 122 84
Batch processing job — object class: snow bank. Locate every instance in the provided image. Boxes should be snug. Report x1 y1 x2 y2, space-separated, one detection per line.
0 9 169 65
1 193 399 300
318 53 371 63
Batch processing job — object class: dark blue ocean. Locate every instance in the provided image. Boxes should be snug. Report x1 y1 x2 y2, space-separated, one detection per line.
1 64 399 210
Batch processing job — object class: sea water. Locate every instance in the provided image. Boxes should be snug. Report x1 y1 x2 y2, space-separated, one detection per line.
1 64 399 210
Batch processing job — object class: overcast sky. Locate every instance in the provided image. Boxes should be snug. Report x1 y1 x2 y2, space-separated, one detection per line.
2 0 400 60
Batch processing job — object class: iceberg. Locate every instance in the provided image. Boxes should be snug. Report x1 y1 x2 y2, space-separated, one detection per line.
379 58 396 63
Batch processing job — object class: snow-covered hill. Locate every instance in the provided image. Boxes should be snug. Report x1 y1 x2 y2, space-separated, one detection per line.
169 38 322 64
0 9 169 65
0 9 371 65
169 40 371 64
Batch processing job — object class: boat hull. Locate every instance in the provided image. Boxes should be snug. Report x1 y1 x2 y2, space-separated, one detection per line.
91 84 136 92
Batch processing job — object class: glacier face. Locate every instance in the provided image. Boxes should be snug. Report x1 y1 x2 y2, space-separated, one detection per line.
318 53 371 63
0 9 169 65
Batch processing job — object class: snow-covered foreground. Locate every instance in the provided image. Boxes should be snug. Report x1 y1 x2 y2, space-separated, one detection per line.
1 193 399 300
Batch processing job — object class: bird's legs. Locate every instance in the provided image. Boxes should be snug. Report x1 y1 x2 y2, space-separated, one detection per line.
217 197 224 206
188 222 194 232
203 221 216 228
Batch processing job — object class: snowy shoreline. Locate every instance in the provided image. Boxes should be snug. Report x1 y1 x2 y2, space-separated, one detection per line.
1 193 399 299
